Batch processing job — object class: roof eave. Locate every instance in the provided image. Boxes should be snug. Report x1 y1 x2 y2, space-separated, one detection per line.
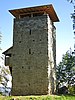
9 4 59 22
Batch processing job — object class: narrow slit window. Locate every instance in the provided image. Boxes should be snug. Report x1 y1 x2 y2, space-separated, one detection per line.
30 29 31 35
29 49 31 54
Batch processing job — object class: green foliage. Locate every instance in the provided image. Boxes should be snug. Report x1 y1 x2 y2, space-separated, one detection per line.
0 55 11 95
69 85 75 94
0 95 75 100
0 66 10 84
56 49 75 91
0 32 1 44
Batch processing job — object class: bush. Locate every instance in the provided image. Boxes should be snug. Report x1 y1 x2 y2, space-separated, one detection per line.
69 85 75 94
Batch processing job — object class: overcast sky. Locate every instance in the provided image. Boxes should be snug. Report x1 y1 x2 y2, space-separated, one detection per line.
0 0 74 64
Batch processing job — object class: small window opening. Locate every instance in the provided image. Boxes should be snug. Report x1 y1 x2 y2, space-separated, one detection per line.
19 41 21 43
33 12 44 17
22 66 24 69
20 14 31 18
33 40 35 41
29 49 31 54
40 39 41 41
30 29 31 35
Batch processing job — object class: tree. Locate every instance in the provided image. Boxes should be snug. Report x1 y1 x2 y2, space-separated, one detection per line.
0 55 11 95
56 49 75 93
67 0 75 3
0 31 2 50
0 32 11 95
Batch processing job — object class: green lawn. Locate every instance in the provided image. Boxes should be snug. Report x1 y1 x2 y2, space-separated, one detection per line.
0 95 75 100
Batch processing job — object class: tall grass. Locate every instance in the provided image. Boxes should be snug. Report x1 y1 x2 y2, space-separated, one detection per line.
0 95 75 100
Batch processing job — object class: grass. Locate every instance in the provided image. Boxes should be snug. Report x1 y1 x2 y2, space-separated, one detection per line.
0 95 75 100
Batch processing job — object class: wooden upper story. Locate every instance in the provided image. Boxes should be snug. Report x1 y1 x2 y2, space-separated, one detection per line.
9 4 59 22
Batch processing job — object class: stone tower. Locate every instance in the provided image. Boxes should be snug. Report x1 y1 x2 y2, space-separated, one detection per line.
3 4 59 95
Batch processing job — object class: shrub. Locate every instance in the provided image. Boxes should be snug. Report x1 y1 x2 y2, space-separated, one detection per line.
69 85 75 94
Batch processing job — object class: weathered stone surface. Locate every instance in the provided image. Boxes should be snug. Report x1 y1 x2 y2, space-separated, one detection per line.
3 13 56 95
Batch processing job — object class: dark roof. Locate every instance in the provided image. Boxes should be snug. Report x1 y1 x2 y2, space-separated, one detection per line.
9 4 59 22
2 46 13 55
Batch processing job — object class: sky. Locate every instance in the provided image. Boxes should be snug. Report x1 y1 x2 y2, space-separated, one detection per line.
0 0 74 64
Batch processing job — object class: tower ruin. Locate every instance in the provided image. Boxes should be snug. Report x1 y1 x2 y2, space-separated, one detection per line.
3 4 59 95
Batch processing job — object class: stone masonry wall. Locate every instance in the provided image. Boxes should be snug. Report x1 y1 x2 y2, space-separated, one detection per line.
11 15 56 95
